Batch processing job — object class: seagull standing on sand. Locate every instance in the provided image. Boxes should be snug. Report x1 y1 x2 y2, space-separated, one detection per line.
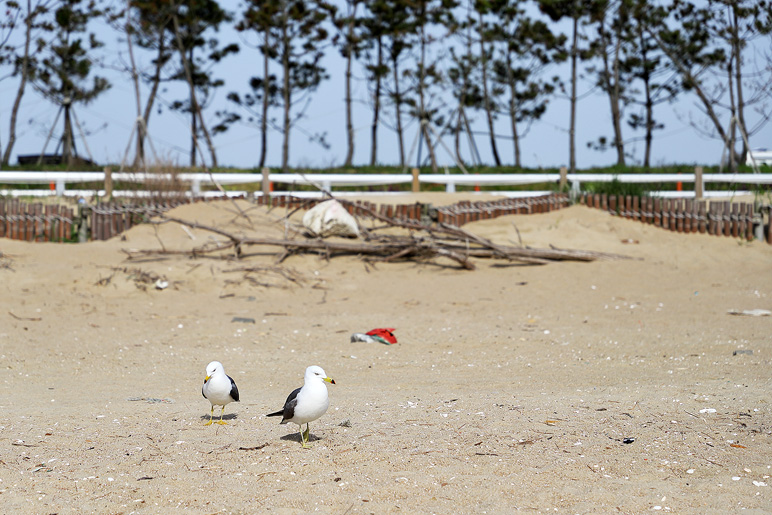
267 365 336 448
202 361 240 425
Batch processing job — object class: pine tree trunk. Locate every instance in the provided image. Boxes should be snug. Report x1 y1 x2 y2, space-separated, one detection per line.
392 56 405 168
188 52 197 165
727 57 737 172
344 50 354 166
343 9 356 167
370 38 382 166
197 106 218 168
63 102 74 167
505 49 520 167
259 28 270 168
509 98 520 168
281 18 291 173
598 16 625 166
479 12 500 166
455 108 463 165
461 108 480 165
638 29 652 169
187 50 219 168
731 5 747 162
454 23 475 166
190 98 197 167
2 0 32 166
610 37 625 166
418 23 438 173
569 16 578 173
135 31 166 168
127 16 144 168
644 82 653 169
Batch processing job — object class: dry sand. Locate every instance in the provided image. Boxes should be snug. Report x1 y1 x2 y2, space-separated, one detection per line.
1 195 771 514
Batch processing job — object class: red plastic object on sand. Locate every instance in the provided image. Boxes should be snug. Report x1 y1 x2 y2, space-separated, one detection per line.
350 328 398 345
366 328 397 344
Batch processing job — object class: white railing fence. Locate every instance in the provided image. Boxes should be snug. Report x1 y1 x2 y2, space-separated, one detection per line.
1 167 771 199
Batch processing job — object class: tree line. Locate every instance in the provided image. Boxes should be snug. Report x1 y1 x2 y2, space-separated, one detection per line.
0 0 770 172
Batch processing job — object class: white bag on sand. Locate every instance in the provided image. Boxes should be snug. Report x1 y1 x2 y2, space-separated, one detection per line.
302 199 360 238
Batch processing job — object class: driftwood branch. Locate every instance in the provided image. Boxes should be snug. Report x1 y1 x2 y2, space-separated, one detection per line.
121 211 631 270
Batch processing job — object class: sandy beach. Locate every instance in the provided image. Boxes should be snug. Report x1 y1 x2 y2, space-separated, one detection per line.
1 195 770 514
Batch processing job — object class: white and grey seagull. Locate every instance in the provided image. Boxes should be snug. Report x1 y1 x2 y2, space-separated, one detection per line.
267 365 336 448
202 361 240 425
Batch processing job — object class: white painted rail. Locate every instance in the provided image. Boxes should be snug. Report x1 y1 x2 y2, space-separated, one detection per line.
0 170 770 197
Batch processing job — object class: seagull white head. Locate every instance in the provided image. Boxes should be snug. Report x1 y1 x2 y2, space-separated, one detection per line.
305 365 335 385
205 361 224 381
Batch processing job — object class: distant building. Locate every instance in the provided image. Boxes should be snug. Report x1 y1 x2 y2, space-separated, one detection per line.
746 148 772 166
17 154 97 167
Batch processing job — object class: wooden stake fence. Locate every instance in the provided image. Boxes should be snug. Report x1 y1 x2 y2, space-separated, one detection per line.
89 200 193 241
2 193 571 242
434 194 570 226
582 193 769 243
253 193 571 226
8 193 768 245
0 200 74 242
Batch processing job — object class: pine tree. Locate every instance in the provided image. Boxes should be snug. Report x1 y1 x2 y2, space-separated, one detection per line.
274 0 331 172
618 0 677 168
1 0 55 166
328 0 367 167
360 0 392 165
226 0 282 168
167 0 238 167
34 0 110 166
402 0 457 172
488 2 567 167
539 0 606 172
120 0 177 167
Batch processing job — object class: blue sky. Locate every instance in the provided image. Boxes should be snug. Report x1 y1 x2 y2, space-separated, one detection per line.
0 4 769 170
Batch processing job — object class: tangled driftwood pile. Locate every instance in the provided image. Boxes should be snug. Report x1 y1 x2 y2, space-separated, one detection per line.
122 198 629 270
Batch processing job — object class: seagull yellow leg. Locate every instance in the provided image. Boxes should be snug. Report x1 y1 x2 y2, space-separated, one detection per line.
217 405 228 425
300 423 311 448
205 406 214 426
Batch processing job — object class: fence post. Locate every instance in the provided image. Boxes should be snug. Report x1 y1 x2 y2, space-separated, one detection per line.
411 168 420 193
755 205 766 241
559 166 567 190
766 206 772 245
694 166 703 200
78 205 90 243
260 167 271 204
104 166 112 199
55 178 65 196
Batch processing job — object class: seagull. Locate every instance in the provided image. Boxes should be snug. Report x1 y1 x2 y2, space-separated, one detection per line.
202 361 240 425
267 365 336 448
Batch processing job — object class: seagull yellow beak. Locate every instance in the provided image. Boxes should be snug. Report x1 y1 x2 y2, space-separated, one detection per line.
324 377 336 385
204 375 211 383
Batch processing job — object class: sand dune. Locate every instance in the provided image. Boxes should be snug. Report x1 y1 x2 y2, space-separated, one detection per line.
1 196 770 513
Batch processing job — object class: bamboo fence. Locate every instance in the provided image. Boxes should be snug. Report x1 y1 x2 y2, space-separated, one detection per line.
0 199 75 242
434 194 570 225
2 193 770 244
582 193 771 244
88 199 196 241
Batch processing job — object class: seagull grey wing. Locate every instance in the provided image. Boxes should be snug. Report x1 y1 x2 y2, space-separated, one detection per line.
228 375 240 402
282 387 301 422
